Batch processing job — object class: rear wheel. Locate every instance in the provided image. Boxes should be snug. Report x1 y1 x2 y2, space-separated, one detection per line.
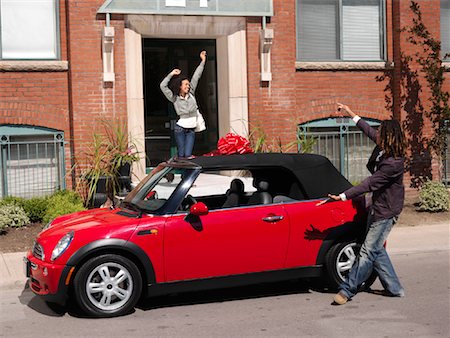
325 241 377 291
73 254 142 317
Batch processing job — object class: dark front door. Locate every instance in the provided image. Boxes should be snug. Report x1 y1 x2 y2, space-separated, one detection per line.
142 39 218 167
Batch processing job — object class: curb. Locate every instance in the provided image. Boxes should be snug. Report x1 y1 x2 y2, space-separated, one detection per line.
0 251 27 290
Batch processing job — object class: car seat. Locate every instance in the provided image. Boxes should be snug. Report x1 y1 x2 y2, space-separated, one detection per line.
248 178 272 205
222 178 245 208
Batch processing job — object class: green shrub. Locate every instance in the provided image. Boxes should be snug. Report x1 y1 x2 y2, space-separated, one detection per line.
22 197 49 223
0 196 25 207
43 191 86 224
418 180 450 212
51 190 83 205
0 203 30 233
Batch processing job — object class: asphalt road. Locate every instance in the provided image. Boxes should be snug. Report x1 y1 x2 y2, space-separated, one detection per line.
1 227 449 337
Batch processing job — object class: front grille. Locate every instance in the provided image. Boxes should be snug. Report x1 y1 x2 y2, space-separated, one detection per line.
32 241 44 261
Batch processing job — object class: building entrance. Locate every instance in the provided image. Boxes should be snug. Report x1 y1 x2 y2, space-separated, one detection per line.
142 39 218 167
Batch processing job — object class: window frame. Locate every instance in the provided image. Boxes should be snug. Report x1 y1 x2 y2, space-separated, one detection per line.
0 0 61 60
441 0 450 61
296 0 387 62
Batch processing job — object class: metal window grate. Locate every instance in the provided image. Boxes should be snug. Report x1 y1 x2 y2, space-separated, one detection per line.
0 126 66 198
298 118 380 184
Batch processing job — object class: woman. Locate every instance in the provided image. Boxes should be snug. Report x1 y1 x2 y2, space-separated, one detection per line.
160 51 207 159
327 103 406 305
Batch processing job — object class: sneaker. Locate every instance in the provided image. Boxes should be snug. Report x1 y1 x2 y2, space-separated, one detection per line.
333 291 348 305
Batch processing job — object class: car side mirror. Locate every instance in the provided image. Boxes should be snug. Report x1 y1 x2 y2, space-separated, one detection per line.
189 202 209 216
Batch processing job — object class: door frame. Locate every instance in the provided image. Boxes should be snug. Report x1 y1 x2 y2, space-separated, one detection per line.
124 15 249 181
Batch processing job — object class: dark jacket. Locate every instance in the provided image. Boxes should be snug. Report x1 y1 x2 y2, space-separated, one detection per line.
344 119 405 221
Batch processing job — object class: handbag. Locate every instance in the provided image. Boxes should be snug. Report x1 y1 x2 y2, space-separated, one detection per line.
195 111 206 132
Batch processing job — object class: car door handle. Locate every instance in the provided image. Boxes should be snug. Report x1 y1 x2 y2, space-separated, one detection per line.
262 215 284 222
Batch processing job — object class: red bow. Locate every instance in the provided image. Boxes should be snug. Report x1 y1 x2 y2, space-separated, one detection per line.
204 133 253 156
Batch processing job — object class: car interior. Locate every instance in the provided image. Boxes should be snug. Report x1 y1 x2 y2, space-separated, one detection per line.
185 166 308 211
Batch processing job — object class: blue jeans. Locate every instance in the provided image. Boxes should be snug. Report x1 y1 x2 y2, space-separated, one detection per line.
339 216 405 299
174 124 195 158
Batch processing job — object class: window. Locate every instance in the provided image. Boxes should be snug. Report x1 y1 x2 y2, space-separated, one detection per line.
442 0 450 60
0 0 59 59
296 0 385 61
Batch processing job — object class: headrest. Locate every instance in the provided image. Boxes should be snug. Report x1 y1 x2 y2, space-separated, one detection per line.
229 179 244 194
253 178 269 192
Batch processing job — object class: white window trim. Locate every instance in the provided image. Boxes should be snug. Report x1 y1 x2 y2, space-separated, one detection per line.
0 60 68 71
295 61 393 71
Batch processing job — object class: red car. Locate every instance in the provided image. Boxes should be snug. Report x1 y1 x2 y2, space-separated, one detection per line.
25 153 375 317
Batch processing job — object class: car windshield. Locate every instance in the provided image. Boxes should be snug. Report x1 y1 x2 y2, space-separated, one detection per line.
122 164 195 214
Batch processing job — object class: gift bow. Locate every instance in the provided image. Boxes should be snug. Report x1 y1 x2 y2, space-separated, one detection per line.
217 133 254 155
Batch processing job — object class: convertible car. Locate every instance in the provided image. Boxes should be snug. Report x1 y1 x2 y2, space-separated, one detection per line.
25 153 375 317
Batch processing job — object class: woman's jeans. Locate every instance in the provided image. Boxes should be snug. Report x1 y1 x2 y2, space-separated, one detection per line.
174 125 195 158
339 216 405 299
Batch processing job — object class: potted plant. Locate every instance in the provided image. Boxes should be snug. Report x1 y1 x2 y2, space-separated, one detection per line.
81 119 141 208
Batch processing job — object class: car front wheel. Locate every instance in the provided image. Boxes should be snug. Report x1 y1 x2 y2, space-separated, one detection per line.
73 254 142 317
325 241 377 291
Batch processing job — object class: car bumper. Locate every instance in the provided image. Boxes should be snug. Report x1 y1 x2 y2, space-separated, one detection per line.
24 252 70 305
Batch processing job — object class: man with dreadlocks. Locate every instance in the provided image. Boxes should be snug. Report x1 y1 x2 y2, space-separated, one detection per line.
327 103 407 305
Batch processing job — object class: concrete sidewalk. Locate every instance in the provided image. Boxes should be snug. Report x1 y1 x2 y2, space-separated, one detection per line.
0 222 448 290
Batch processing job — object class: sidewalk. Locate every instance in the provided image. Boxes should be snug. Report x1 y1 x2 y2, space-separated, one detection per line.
0 222 448 290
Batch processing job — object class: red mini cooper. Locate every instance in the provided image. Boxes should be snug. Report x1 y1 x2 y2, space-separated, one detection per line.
25 153 375 317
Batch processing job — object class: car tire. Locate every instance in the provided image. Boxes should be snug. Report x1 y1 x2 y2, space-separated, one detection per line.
73 254 142 317
325 241 377 291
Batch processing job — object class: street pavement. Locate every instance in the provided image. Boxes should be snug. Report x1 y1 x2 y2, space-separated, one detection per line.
0 222 448 337
0 222 448 290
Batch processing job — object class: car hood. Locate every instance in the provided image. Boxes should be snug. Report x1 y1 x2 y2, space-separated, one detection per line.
35 208 140 262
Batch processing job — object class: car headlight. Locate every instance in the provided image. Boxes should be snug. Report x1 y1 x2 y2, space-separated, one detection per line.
51 231 74 261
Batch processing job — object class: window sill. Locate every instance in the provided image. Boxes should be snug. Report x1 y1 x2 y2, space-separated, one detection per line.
443 61 450 71
0 60 68 72
295 61 394 71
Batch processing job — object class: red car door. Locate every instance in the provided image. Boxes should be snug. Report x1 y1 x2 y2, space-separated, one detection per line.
163 204 290 282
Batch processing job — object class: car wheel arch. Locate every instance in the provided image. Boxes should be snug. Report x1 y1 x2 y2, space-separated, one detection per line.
315 222 366 266
66 239 156 288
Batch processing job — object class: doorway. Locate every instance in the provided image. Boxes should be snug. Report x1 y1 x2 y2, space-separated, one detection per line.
142 39 218 167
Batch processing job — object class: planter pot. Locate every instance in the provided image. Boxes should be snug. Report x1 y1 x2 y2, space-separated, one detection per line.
84 175 112 208
118 163 131 177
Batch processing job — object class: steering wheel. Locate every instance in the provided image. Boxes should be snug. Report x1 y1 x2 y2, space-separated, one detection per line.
181 194 197 211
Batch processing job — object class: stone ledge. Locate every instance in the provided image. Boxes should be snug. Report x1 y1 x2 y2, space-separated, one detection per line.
0 61 68 72
296 61 394 71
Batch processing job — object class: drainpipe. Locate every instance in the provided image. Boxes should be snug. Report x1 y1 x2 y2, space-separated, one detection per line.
65 0 76 190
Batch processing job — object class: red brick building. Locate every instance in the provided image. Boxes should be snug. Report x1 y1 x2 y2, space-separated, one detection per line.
0 0 449 197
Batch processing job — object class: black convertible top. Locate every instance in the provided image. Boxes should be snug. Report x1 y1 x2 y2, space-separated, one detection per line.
182 153 352 199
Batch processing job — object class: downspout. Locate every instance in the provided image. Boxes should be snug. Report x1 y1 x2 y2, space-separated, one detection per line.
65 0 76 189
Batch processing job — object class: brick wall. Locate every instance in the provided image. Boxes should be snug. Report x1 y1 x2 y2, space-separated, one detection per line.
65 1 127 178
0 0 129 190
1 0 448 194
0 0 71 187
246 0 449 186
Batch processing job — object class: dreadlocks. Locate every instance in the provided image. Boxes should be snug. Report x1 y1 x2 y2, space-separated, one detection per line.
378 120 406 158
